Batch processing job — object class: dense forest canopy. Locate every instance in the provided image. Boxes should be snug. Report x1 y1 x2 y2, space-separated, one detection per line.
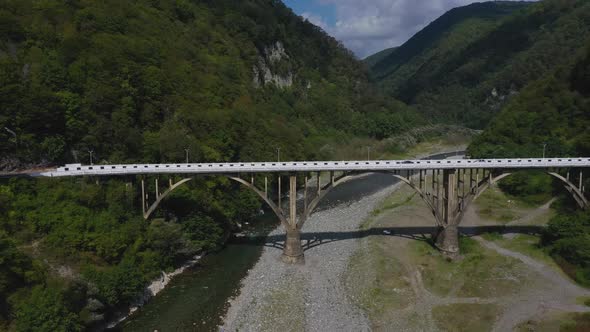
0 0 422 168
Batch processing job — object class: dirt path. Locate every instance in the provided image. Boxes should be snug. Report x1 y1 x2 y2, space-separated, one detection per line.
464 196 590 331
475 236 590 332
507 198 557 226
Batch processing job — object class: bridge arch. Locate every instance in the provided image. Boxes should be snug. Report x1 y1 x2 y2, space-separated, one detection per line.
473 171 588 209
388 173 444 226
228 176 288 229
142 172 357 228
229 172 355 230
140 167 587 263
229 172 355 263
143 178 193 219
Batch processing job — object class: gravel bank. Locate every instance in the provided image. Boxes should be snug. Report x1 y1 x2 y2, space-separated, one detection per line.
222 180 403 331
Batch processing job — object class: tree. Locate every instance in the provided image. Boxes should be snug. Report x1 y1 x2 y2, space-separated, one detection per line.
15 285 82 332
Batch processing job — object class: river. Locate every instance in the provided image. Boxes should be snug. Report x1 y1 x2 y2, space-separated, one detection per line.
117 151 463 331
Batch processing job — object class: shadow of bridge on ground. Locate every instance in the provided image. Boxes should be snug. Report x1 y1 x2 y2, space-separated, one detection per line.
231 225 545 252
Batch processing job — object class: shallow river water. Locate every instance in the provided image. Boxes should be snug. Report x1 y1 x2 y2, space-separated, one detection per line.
117 151 462 331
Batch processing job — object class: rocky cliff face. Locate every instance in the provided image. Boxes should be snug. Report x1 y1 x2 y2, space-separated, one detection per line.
252 41 293 88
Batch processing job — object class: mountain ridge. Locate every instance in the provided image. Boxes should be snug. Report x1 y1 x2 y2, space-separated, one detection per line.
368 0 590 128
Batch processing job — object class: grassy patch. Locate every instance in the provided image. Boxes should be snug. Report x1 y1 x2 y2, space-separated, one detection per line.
412 239 530 298
560 313 590 332
481 232 503 241
345 240 414 322
576 296 590 307
491 234 561 269
432 303 500 332
371 192 417 218
518 312 590 332
331 130 470 161
361 186 418 230
475 186 526 223
259 277 305 332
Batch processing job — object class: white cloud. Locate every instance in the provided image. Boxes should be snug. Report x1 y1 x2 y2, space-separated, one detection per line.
312 0 534 58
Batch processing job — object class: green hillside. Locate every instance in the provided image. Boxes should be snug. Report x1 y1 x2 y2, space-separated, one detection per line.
368 1 528 80
370 0 590 128
468 46 590 159
363 46 397 68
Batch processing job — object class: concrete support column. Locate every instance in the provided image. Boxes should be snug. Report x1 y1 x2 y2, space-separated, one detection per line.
289 175 297 228
278 176 282 212
419 170 424 190
141 179 146 215
443 169 457 225
436 170 441 213
155 178 159 199
316 172 321 196
437 169 460 258
281 227 304 264
435 224 459 258
281 175 304 264
304 176 308 210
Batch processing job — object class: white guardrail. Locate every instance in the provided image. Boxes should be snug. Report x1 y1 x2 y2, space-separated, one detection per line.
31 158 590 177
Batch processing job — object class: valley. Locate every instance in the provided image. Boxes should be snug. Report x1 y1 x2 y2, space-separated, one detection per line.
1 0 590 331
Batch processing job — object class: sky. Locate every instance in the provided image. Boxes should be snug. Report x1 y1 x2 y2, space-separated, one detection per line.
282 0 533 59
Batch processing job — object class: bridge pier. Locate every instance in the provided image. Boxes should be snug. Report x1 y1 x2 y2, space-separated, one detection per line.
281 175 305 264
282 227 304 264
436 169 461 258
435 225 459 258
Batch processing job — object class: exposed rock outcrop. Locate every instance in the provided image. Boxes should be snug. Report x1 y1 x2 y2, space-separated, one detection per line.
252 41 293 88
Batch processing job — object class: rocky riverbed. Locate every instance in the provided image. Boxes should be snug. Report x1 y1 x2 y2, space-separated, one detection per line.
222 180 402 331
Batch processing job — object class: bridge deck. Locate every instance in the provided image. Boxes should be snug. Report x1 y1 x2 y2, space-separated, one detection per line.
19 157 590 177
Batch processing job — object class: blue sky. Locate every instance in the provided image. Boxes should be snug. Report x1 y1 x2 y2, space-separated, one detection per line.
283 0 336 26
282 0 536 58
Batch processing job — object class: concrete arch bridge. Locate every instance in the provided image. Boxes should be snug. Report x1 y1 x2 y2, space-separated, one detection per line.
14 157 590 264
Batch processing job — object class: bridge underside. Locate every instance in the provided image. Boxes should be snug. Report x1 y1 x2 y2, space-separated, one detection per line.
140 167 588 263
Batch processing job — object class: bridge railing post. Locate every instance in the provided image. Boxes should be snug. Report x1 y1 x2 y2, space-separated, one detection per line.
141 178 146 216
278 175 282 213
155 178 159 199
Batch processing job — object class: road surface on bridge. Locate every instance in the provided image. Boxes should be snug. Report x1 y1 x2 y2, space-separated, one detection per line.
20 157 590 177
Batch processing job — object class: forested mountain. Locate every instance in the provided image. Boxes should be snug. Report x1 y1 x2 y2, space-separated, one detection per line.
0 0 420 330
369 0 590 128
367 1 528 81
0 0 420 168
